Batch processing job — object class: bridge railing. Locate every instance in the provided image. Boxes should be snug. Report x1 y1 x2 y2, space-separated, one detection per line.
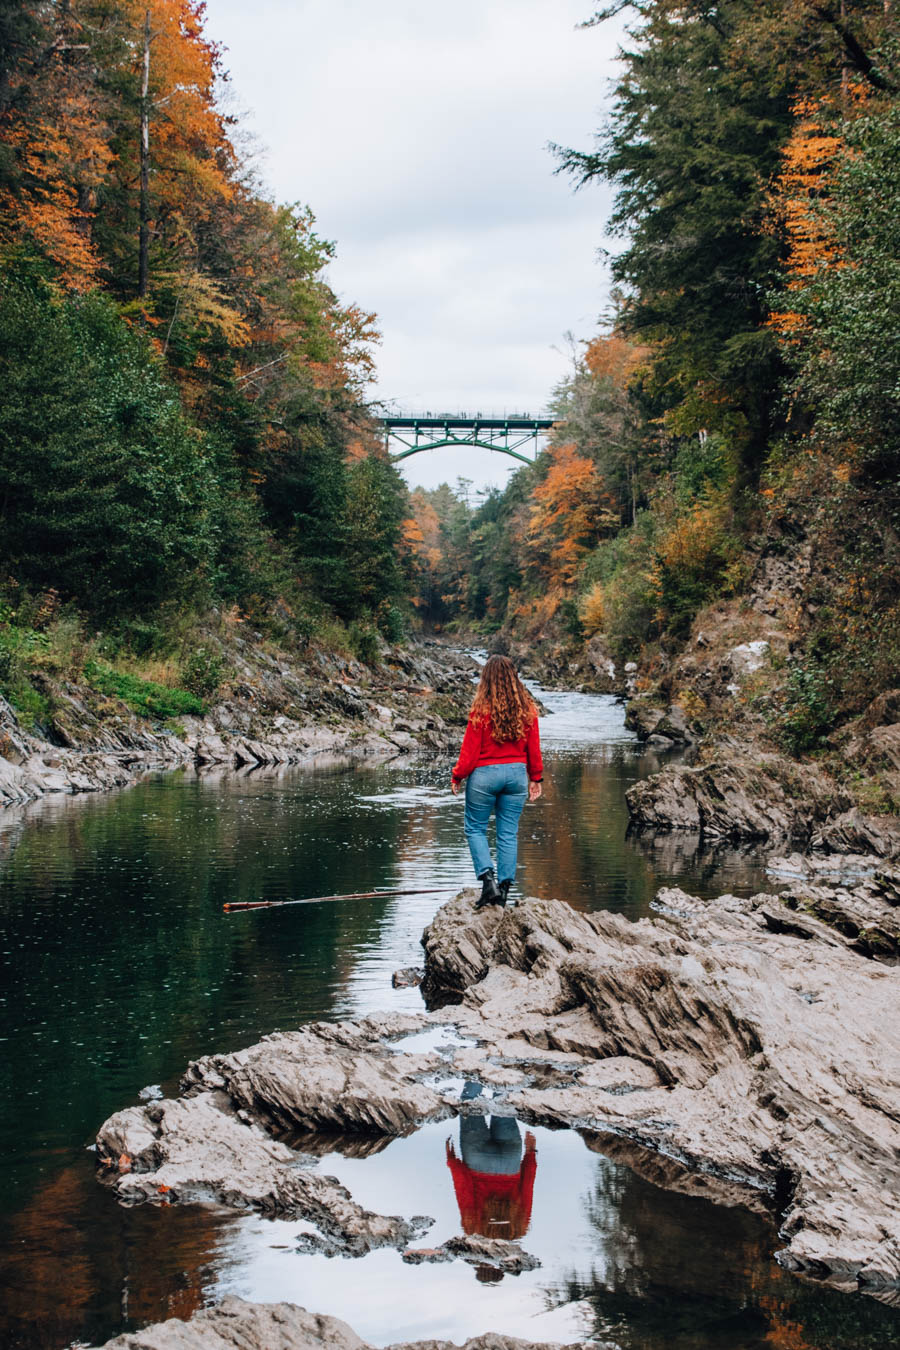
379 409 554 424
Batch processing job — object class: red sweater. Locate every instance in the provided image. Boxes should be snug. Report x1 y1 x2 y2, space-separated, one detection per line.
452 714 543 783
446 1137 537 1239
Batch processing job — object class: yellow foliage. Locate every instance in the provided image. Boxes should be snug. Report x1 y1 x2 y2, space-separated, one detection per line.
579 582 606 636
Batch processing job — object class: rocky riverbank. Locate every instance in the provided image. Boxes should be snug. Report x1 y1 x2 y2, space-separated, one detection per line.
0 638 477 809
95 881 900 1307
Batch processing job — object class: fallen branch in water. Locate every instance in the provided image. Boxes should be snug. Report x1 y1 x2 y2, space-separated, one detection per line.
224 887 457 913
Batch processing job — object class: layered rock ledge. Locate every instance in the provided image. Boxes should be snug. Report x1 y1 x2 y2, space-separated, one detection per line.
87 1295 599 1350
625 742 900 858
96 886 900 1301
0 639 475 809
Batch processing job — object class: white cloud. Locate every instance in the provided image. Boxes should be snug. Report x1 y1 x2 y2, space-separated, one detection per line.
206 0 625 489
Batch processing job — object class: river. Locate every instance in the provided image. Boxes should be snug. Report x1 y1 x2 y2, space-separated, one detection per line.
0 686 895 1349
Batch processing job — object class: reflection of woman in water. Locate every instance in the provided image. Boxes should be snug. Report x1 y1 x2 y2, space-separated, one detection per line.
450 655 543 909
446 1098 537 1243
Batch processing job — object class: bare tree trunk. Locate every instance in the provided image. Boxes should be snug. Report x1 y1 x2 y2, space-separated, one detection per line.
138 8 151 299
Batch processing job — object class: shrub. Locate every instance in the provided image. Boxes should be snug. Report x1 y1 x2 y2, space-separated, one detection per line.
774 662 833 755
376 602 406 645
348 622 381 667
579 581 606 636
181 645 224 699
651 496 739 638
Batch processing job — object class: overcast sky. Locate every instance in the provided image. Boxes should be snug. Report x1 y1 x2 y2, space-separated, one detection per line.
205 1 626 493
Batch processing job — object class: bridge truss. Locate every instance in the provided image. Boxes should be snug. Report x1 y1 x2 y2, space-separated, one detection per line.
380 413 554 465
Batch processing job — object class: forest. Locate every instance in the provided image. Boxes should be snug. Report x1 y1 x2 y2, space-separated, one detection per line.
1 0 898 778
0 0 409 721
406 0 900 776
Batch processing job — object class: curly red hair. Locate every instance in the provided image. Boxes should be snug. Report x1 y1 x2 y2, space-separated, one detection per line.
470 655 536 743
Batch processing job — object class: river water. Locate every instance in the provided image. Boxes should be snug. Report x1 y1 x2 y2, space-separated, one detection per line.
0 687 896 1349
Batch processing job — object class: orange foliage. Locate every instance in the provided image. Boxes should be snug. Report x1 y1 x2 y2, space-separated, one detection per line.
125 0 235 218
0 7 112 288
405 491 444 572
766 90 868 338
528 444 615 586
649 497 730 619
579 580 606 636
583 332 649 385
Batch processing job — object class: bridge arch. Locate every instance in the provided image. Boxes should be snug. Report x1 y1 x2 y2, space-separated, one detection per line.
380 414 554 466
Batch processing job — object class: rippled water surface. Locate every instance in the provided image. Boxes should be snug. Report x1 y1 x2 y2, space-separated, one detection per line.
0 686 895 1349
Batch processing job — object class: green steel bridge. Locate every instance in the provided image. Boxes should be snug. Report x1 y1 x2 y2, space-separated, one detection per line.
380 411 555 465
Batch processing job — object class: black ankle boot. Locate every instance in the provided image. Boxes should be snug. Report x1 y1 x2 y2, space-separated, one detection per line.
475 869 502 908
498 879 511 906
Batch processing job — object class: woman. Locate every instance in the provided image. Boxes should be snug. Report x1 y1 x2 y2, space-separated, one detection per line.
451 655 543 908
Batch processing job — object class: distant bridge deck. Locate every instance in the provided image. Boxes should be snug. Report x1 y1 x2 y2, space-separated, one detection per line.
379 412 555 464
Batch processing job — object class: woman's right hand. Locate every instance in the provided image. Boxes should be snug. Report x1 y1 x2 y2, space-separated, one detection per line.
528 780 542 802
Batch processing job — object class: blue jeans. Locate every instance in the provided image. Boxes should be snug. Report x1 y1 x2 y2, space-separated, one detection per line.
464 763 528 884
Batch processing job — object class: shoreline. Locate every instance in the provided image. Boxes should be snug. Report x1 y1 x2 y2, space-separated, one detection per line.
0 638 479 812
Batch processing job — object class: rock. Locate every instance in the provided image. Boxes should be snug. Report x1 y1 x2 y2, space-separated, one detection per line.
583 637 620 694
651 704 694 745
181 1018 449 1137
623 699 665 741
766 851 883 881
420 891 509 1005
0 641 479 811
421 893 900 1295
440 1234 541 1273
403 1235 540 1273
86 1296 595 1350
627 748 845 842
726 641 769 682
813 807 900 858
401 1245 453 1264
626 743 900 856
624 698 695 747
771 857 900 960
392 966 424 988
95 1093 431 1254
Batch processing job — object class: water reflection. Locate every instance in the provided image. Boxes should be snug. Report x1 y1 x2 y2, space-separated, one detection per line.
447 1088 537 1277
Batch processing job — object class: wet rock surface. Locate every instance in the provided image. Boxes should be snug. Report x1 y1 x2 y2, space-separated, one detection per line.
95 886 900 1301
0 640 476 809
403 1235 541 1273
96 1092 431 1254
392 966 425 988
87 1296 596 1350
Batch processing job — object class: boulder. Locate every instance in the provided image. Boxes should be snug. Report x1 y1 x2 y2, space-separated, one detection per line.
86 1296 595 1350
627 748 844 842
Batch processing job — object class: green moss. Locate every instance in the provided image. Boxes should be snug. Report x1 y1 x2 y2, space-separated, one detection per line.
84 661 202 720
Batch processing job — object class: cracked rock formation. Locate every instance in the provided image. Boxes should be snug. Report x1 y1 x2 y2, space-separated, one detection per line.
422 891 900 1297
96 886 900 1299
624 743 900 857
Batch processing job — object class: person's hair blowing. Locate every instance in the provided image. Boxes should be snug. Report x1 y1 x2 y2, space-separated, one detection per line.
470 655 536 743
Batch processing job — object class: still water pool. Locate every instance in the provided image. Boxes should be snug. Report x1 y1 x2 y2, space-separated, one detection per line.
0 689 895 1348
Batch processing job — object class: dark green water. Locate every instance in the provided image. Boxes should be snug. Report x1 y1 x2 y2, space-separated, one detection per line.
0 690 895 1349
